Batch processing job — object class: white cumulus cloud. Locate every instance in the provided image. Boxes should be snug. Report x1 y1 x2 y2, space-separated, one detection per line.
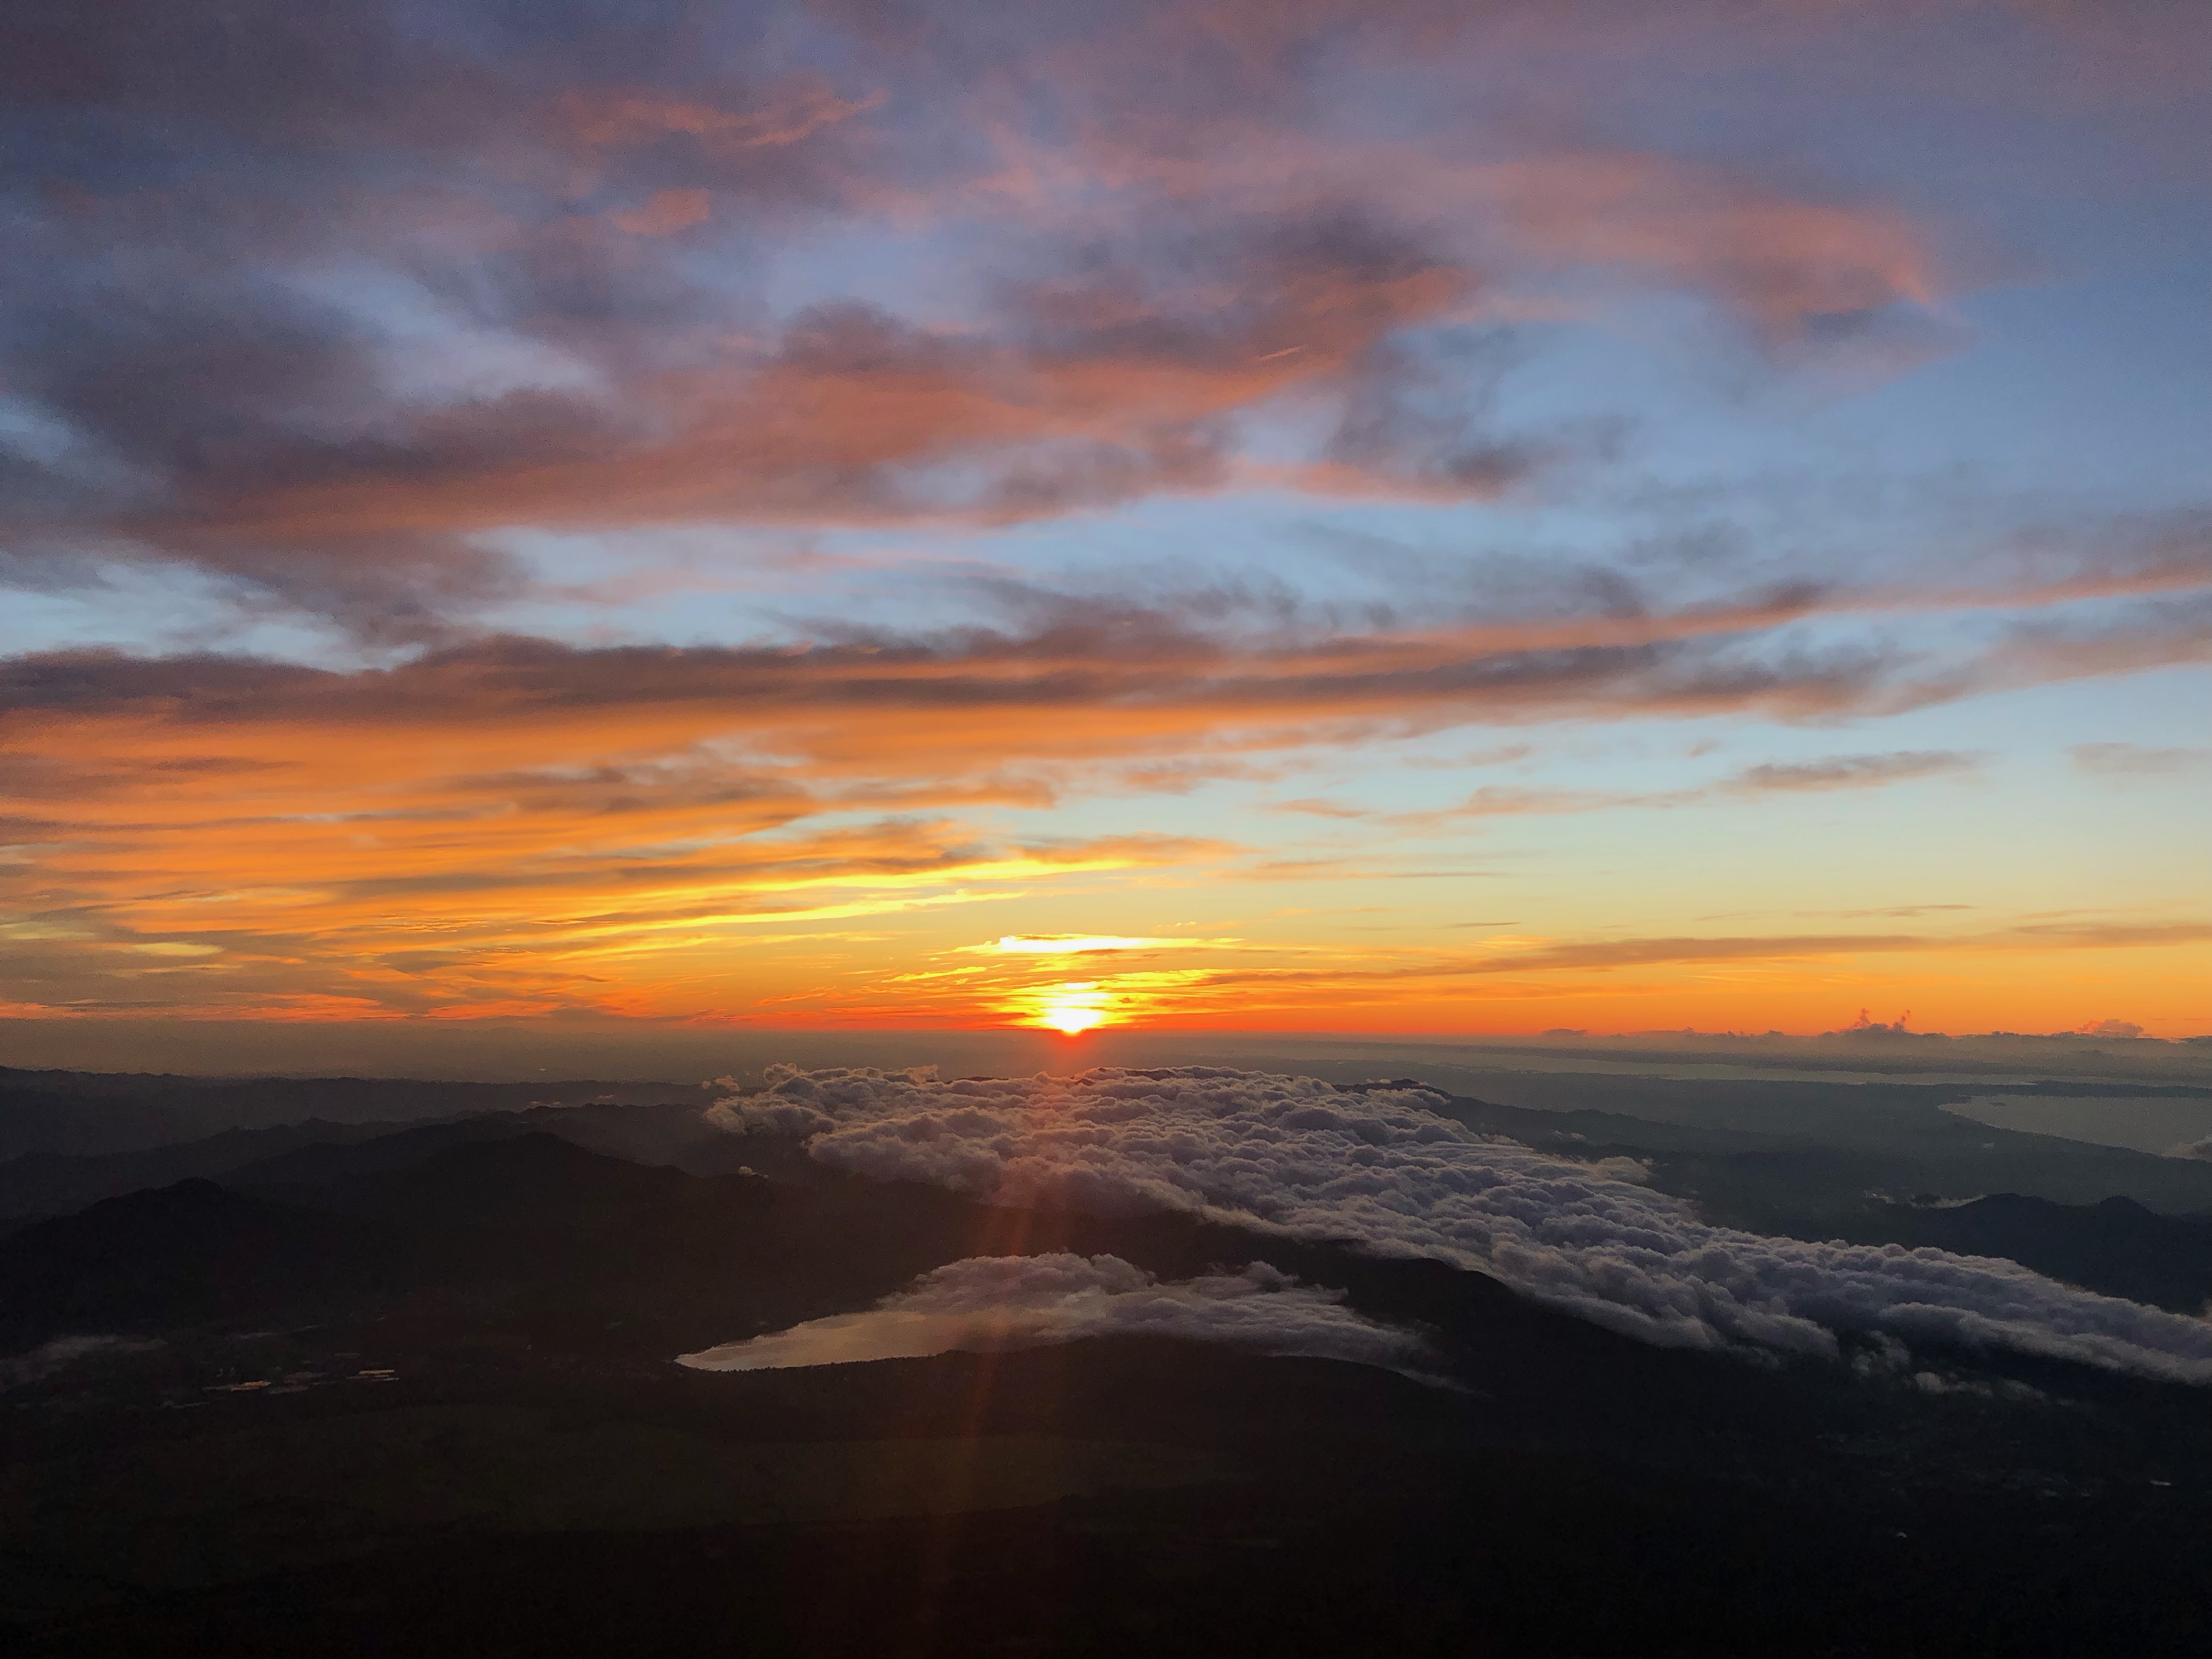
708 1065 2212 1383
676 1252 1427 1374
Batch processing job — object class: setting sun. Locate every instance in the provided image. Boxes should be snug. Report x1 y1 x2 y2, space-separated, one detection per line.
1030 983 1109 1036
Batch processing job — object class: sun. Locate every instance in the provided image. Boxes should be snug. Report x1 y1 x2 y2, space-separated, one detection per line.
1032 981 1109 1036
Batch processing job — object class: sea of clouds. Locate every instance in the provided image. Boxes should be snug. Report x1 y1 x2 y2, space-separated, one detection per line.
679 1252 1426 1375
707 1065 2212 1383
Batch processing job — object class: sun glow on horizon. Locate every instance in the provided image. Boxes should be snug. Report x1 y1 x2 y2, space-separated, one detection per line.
1025 981 1111 1036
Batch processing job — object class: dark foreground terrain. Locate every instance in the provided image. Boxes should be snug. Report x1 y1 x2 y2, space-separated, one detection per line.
13 1339 2212 1659
3 1083 2211 1655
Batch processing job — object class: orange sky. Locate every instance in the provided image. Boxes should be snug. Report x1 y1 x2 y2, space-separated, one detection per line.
3 0 2208 1058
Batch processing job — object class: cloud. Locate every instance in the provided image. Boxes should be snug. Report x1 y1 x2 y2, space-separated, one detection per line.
2072 743 2212 776
966 935 1239 956
2 618 2200 1039
1389 748 1984 827
1939 592 2212 703
564 81 883 155
0 784 1227 1024
2075 1018 2146 1039
2006 922 2212 951
1723 750 1983 793
709 1065 2212 1381
0 0 2014 636
1396 785 1636 825
675 1251 1427 1375
608 188 714 236
1825 904 1976 918
0 602 1912 775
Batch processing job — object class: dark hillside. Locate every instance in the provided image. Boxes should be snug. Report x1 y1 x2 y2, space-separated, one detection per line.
1438 1078 2212 1212
0 1096 746 1221
1832 1193 2212 1313
0 1067 702 1161
0 1180 381 1344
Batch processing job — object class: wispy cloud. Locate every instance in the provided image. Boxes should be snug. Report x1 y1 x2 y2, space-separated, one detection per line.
963 934 1243 956
2071 742 2212 776
1724 751 1984 793
1384 750 1985 827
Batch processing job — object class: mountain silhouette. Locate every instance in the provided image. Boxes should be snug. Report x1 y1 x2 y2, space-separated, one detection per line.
0 1178 378 1343
1838 1192 2212 1312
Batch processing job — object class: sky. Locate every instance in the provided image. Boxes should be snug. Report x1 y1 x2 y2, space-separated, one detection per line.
2 0 2209 1061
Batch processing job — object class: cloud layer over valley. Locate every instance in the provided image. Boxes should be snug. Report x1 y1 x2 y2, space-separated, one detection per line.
710 1066 2212 1383
678 1252 1425 1375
